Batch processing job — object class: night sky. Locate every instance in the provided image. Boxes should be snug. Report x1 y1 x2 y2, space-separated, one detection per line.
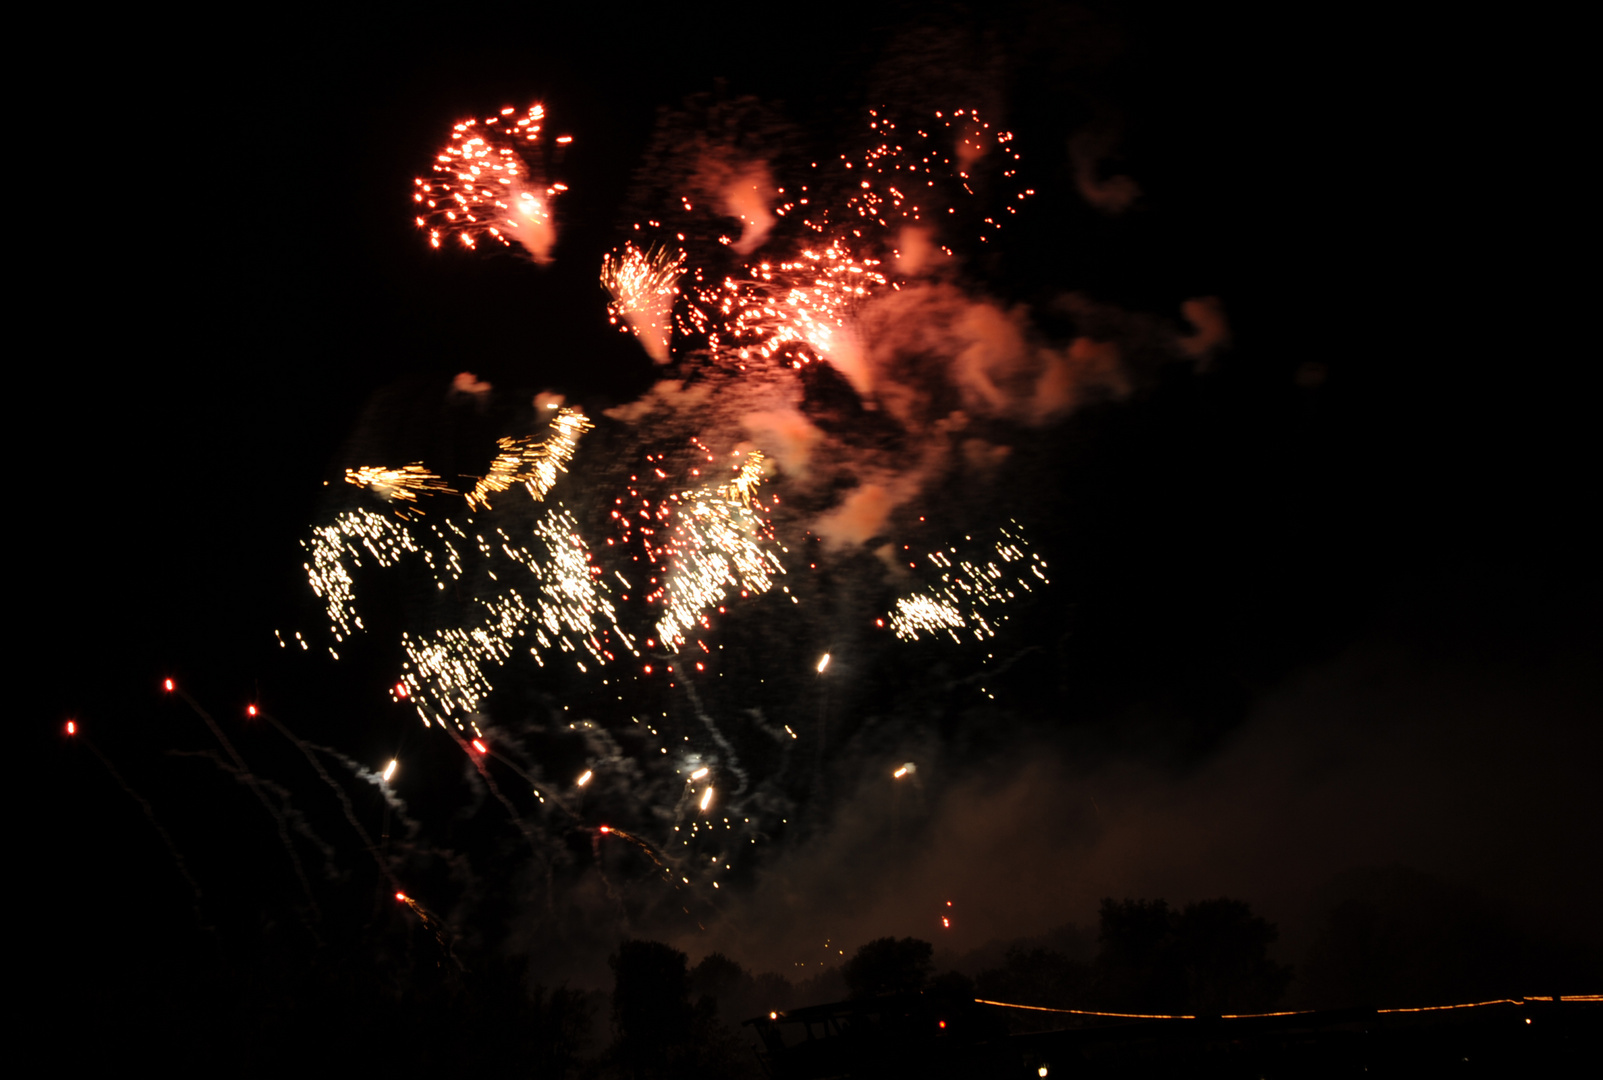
40 0 1596 1059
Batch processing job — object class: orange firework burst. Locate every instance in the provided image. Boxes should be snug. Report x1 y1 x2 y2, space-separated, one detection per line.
413 104 568 262
694 242 887 369
602 243 686 364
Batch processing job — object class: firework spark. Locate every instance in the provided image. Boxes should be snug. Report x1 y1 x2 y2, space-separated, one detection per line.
413 104 567 262
304 508 422 644
691 242 887 369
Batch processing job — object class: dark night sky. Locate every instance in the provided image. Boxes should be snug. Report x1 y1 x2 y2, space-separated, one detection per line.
37 0 1596 1039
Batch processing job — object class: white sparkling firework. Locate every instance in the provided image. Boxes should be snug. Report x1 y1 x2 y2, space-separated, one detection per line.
652 454 783 651
888 522 1049 642
398 507 631 728
304 508 423 641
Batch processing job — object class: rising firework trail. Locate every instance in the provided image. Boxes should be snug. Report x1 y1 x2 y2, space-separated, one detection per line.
65 720 210 932
167 681 323 929
258 706 403 893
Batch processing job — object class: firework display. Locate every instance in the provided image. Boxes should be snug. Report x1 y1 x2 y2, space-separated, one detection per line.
602 243 687 363
265 100 1065 932
60 28 1603 1078
76 97 1068 972
395 507 630 730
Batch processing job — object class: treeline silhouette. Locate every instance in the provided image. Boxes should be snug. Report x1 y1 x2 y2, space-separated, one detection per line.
65 880 1595 1076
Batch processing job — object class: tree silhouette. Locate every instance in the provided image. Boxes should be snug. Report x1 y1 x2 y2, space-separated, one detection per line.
843 936 934 998
610 939 695 1078
1173 898 1292 1013
1092 897 1291 1014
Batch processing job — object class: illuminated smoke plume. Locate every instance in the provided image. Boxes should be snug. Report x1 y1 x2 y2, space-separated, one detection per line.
720 159 777 255
451 371 493 400
1068 127 1141 215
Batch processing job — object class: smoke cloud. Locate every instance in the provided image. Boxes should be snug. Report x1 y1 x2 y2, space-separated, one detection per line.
681 605 1602 977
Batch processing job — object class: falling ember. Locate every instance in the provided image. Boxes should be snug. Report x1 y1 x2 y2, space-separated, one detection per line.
471 739 488 754
699 786 714 812
894 762 916 779
163 678 174 692
690 766 710 781
816 653 831 673
413 104 561 262
65 720 76 736
382 759 397 782
247 704 258 717
577 769 593 786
